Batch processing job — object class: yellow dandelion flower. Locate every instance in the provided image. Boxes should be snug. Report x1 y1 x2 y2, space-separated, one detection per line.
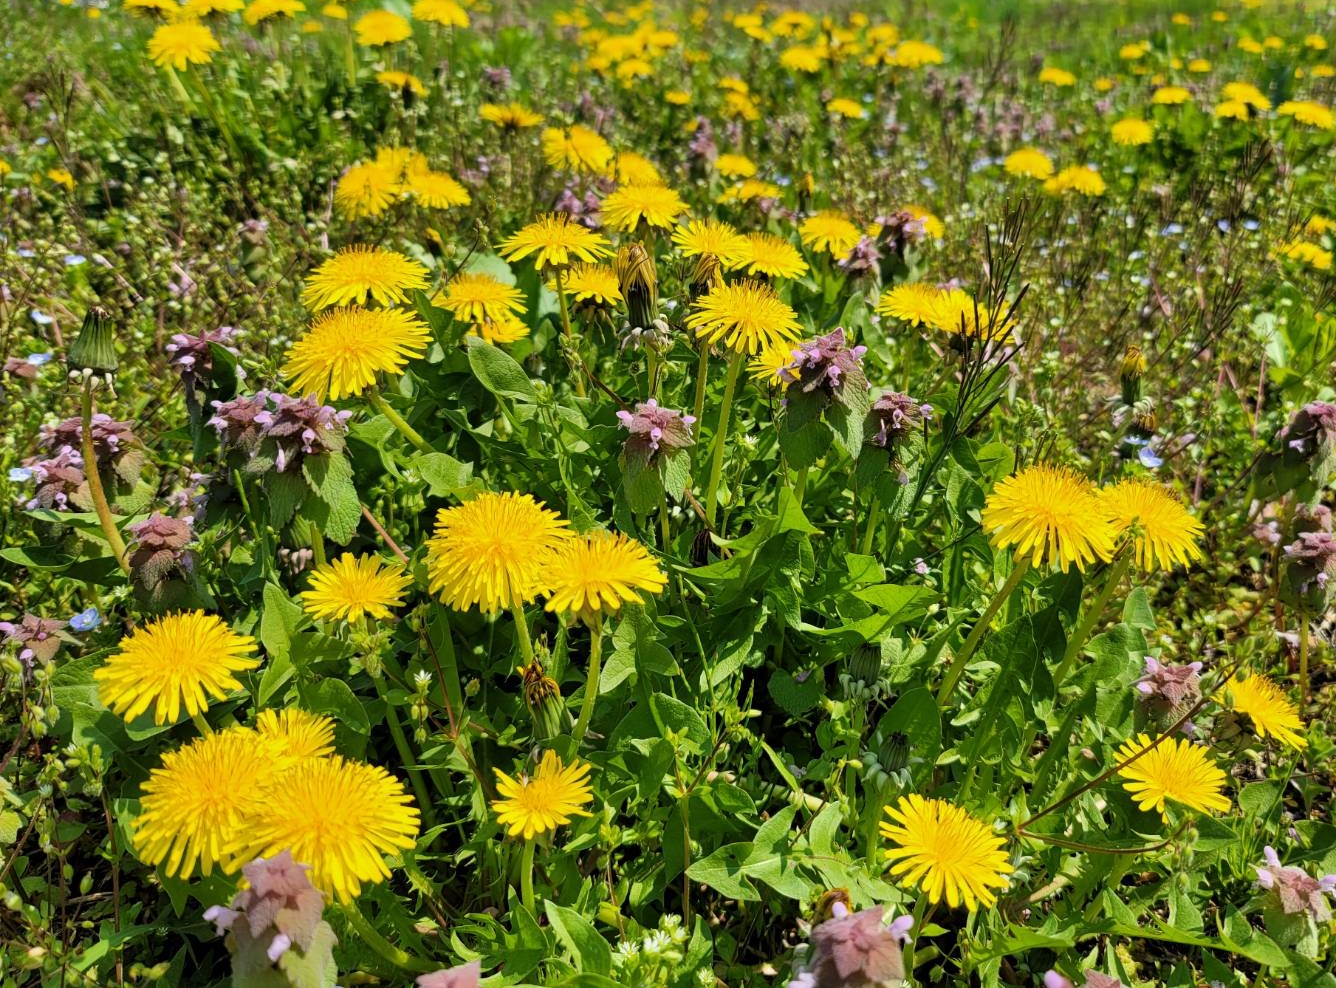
798 210 862 257
780 44 825 73
904 204 945 239
411 0 467 27
560 263 622 305
1099 479 1204 571
1277 100 1335 130
723 91 760 121
880 795 1013 912
733 232 809 280
480 101 543 129
467 313 530 345
499 213 612 273
1152 86 1192 106
926 288 1015 342
1115 734 1231 819
672 219 749 267
229 756 419 902
1216 675 1307 750
300 553 412 623
126 0 177 15
1093 76 1117 92
134 728 278 879
1111 118 1154 146
719 178 781 203
405 169 470 209
1038 66 1076 87
687 279 802 356
319 2 346 18
876 283 943 327
1278 240 1333 271
95 612 259 726
1043 165 1106 197
147 20 221 69
301 246 430 311
826 97 866 119
1305 215 1336 237
242 0 302 25
1003 147 1054 180
282 307 430 401
334 161 403 220
541 531 666 625
1214 99 1251 121
354 9 411 45
375 70 426 96
665 89 691 105
541 125 614 176
46 168 75 191
491 749 593 840
888 40 943 69
980 465 1116 572
615 152 662 186
434 273 525 324
1120 42 1149 61
425 491 572 613
600 183 688 233
1222 82 1270 110
255 707 337 765
1188 58 1212 73
714 153 757 179
749 342 796 389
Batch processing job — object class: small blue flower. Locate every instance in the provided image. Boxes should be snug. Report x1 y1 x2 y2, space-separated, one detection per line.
1138 444 1164 469
25 352 52 366
29 310 52 326
8 467 34 483
69 607 101 632
63 254 86 267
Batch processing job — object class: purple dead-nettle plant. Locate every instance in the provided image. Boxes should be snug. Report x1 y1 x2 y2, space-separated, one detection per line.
1043 972 1125 988
255 393 352 472
0 615 68 672
786 900 913 988
781 328 868 400
616 399 696 466
209 391 272 455
838 235 882 276
19 447 85 511
1255 846 1336 923
417 960 483 988
1134 656 1203 734
40 414 140 475
165 326 244 394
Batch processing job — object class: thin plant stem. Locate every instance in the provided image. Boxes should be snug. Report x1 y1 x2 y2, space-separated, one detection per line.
520 837 537 914
936 557 1031 709
80 383 130 575
511 603 536 665
691 342 710 427
340 902 432 973
571 618 604 746
1298 607 1310 706
308 518 326 569
190 711 213 736
554 269 585 397
657 486 672 552
371 670 437 827
367 390 432 453
901 897 932 974
1052 552 1134 687
859 489 881 556
703 350 744 529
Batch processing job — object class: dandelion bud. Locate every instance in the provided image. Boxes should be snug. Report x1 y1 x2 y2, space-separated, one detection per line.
66 306 118 379
688 252 721 302
616 242 658 331
847 642 882 686
519 660 569 740
1118 344 1146 404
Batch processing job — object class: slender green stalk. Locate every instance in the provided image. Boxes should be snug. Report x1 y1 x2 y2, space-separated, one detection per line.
372 673 436 827
308 519 326 569
80 383 130 576
691 342 710 427
1052 552 1134 687
703 350 744 529
1298 608 1310 706
511 602 536 665
190 711 213 736
340 902 431 973
936 557 1031 709
554 270 585 397
858 489 882 556
901 896 932 974
657 486 672 552
367 391 432 453
163 66 196 112
791 465 809 509
571 618 604 746
519 837 537 914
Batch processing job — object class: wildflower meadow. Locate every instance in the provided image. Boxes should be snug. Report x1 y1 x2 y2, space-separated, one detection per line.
4 0 1336 985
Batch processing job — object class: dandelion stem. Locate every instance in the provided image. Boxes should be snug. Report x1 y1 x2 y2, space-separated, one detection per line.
511 603 536 665
571 618 604 747
703 350 744 530
519 837 537 914
1052 552 1133 687
691 342 710 427
657 486 672 552
1298 607 1310 707
371 664 438 827
190 710 213 736
367 390 432 453
554 270 585 398
902 896 932 974
80 382 131 576
858 489 881 556
936 557 1030 709
340 901 432 973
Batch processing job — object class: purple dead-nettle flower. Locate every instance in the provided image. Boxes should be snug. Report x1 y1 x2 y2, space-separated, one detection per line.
40 414 138 468
788 902 912 988
481 65 511 91
1281 401 1336 457
1255 846 1336 923
205 850 331 971
165 326 244 391
209 391 272 453
417 960 482 988
873 210 929 255
838 235 882 276
21 448 85 510
254 392 351 471
1135 656 1203 732
869 392 932 449
1253 518 1282 546
617 399 696 465
0 614 67 666
1284 530 1336 592
782 328 868 398
1044 972 1125 988
127 513 197 587
688 116 717 163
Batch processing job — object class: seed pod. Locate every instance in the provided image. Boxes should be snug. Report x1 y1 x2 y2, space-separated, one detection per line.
616 242 658 330
66 306 117 378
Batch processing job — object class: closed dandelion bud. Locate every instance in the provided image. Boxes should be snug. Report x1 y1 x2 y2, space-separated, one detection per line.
520 660 569 740
688 252 721 303
616 242 658 330
1119 344 1146 405
879 730 910 774
848 642 882 685
66 306 117 381
1131 403 1157 439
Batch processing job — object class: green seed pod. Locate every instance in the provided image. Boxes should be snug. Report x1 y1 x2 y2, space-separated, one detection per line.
66 306 118 377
